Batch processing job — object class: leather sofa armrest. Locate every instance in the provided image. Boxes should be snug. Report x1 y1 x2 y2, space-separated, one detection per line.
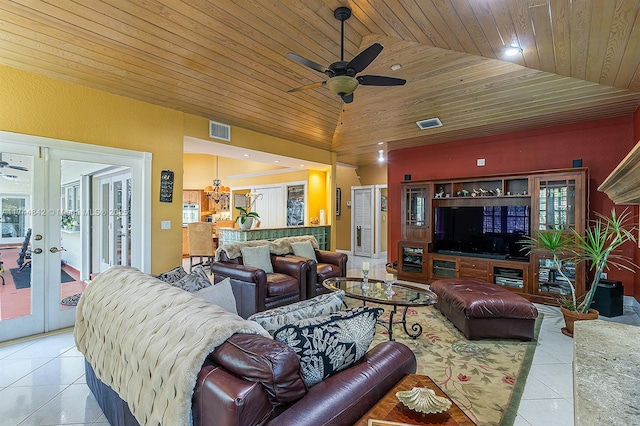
315 250 348 274
193 364 273 426
211 261 267 284
265 341 416 426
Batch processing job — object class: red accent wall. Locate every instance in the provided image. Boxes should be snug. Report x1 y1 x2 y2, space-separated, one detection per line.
634 106 640 302
388 115 638 297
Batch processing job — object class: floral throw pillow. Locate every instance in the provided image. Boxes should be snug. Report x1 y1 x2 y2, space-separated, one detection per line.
273 306 382 388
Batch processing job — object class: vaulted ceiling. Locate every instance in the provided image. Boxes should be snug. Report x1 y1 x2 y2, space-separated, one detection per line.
2 0 640 166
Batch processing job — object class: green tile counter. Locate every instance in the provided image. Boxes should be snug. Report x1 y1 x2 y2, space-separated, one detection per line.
219 225 330 250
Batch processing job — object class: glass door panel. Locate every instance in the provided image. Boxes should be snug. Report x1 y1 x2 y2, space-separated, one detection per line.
0 145 45 342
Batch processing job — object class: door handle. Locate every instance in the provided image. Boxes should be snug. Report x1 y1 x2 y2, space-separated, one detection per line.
356 226 362 247
33 248 43 254
50 247 67 253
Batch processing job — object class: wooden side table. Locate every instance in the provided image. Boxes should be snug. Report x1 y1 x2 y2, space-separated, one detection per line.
353 374 475 426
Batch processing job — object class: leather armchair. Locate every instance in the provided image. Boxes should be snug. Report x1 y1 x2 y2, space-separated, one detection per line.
211 252 312 318
297 250 348 299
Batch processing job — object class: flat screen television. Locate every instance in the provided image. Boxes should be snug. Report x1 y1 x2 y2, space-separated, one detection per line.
433 205 530 260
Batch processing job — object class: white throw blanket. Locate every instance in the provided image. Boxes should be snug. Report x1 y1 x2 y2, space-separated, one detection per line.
215 235 319 260
74 266 270 426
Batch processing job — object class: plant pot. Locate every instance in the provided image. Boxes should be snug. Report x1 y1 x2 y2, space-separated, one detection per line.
560 307 599 337
239 217 253 231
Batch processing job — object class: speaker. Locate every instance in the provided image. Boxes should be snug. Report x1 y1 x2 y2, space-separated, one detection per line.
590 279 623 317
572 159 583 168
404 174 411 181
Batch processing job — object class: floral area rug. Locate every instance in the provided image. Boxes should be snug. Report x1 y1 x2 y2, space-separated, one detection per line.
366 303 541 426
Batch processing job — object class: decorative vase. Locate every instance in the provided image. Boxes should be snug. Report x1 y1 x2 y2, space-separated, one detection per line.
239 216 253 231
560 307 599 337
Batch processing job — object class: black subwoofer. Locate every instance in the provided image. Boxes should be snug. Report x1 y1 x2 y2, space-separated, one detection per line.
590 279 623 317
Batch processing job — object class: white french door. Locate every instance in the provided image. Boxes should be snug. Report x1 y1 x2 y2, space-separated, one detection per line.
0 131 151 342
98 171 132 272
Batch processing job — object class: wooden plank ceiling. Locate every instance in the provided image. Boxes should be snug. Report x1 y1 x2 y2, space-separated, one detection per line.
1 0 640 166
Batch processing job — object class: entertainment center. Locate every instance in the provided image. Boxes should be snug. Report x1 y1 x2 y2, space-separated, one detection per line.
398 168 587 305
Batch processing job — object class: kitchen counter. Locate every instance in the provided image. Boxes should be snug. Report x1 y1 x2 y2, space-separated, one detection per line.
218 225 330 250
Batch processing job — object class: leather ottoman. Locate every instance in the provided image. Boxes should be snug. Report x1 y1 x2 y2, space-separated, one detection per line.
430 278 538 340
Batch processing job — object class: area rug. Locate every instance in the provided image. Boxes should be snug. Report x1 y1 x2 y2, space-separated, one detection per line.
61 293 82 306
10 268 75 289
366 303 541 426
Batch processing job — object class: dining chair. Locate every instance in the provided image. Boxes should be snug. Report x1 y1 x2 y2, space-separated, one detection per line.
187 222 214 272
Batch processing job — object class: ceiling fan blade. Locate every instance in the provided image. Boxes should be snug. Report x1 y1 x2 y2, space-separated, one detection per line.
340 93 354 103
357 75 406 86
7 165 28 171
286 52 327 74
288 81 325 93
347 43 383 73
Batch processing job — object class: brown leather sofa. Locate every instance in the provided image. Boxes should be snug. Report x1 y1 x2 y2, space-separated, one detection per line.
290 250 348 298
84 333 417 426
211 251 312 318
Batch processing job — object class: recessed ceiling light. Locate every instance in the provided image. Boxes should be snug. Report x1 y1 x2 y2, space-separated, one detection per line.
378 142 384 145
504 44 523 56
274 160 280 163
243 153 250 157
300 164 305 167
390 64 401 71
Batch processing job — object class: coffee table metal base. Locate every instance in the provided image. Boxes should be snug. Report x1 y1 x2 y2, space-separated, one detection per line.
366 303 423 341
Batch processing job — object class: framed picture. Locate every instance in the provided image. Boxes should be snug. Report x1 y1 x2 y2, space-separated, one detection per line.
381 195 388 211
336 188 341 216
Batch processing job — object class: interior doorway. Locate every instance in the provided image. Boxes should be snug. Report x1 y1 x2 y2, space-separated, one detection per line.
351 185 387 259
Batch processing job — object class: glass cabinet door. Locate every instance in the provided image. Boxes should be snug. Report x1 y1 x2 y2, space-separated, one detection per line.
405 186 427 227
537 178 576 230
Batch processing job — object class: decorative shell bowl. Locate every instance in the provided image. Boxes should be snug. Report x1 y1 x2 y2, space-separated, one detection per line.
396 387 452 414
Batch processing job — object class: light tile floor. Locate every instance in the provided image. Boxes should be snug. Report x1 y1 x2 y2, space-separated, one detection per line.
0 256 637 425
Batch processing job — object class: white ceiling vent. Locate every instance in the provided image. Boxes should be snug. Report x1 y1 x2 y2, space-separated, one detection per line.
416 117 443 130
209 120 231 142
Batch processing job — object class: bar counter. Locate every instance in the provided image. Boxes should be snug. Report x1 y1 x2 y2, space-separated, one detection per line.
218 225 330 250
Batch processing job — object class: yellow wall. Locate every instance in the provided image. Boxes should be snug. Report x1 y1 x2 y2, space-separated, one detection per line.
0 65 184 273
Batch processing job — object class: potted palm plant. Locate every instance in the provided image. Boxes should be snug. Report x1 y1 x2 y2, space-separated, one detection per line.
521 208 637 337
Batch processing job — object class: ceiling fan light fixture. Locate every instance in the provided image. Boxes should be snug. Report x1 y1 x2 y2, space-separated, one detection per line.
326 76 359 95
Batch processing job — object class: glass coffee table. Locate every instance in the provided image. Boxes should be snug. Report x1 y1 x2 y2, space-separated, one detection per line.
323 277 437 341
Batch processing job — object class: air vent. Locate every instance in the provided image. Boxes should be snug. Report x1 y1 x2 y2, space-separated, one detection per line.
209 121 231 141
416 117 443 130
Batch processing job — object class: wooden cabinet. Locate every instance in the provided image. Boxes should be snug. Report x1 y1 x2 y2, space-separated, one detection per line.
530 170 586 304
428 254 459 281
397 240 428 282
401 183 431 241
183 190 201 205
400 168 586 304
459 257 490 281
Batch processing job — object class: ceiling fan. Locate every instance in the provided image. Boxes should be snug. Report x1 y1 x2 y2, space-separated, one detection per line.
0 154 28 171
286 7 406 104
